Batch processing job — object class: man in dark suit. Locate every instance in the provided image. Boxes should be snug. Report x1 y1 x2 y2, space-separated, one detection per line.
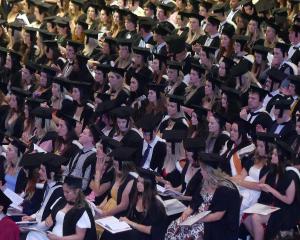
139 115 167 173
269 99 297 144
197 15 220 48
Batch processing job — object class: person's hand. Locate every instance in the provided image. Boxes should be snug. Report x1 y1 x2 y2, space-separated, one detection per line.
164 182 172 189
22 215 34 221
45 216 53 228
47 232 60 240
179 209 191 223
239 107 248 120
120 217 130 224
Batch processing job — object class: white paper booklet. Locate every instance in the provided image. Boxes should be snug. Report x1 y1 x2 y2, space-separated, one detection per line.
162 199 187 216
4 188 24 206
157 185 183 197
179 211 211 226
95 216 132 234
243 203 280 215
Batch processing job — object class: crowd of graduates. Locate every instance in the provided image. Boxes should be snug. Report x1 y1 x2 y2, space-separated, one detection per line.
0 0 299 239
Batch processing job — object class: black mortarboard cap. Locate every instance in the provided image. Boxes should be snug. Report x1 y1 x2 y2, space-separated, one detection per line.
33 1 52 13
252 44 269 60
212 3 226 14
132 46 151 60
200 0 213 11
53 17 69 28
265 20 280 33
178 11 190 19
26 98 46 110
138 16 155 29
9 49 22 62
8 21 23 36
100 135 123 154
32 106 52 119
189 104 208 119
10 138 27 154
255 0 275 13
95 63 111 74
76 19 88 30
162 129 187 154
273 98 293 117
110 106 134 119
267 67 287 83
84 29 98 42
70 0 84 7
110 147 136 169
157 2 174 12
38 29 56 40
42 152 67 172
56 110 77 128
139 114 160 133
64 175 82 189
183 137 205 152
148 83 165 97
20 152 43 169
137 168 156 188
198 152 220 169
249 84 269 100
186 12 205 22
256 132 277 144
233 35 249 48
95 100 117 116
24 61 38 73
201 46 217 56
24 26 38 38
166 35 186 54
190 63 206 76
221 26 235 38
109 66 126 77
221 84 240 99
167 60 182 70
288 75 300 88
154 23 172 36
117 38 132 49
41 65 56 77
67 40 83 52
207 15 220 26
43 40 58 51
230 57 253 77
168 94 184 112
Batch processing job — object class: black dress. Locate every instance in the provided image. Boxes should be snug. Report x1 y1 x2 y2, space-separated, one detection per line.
105 199 167 240
259 168 300 239
200 186 240 240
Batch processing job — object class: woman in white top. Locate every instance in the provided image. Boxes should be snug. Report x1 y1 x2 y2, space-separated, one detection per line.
27 176 97 240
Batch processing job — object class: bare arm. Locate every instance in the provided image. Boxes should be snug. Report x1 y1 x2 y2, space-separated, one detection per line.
102 180 134 217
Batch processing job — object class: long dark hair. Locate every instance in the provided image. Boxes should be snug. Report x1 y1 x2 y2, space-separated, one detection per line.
64 182 87 209
128 176 156 219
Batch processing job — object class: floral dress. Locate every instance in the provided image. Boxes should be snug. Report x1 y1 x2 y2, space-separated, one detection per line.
165 191 213 240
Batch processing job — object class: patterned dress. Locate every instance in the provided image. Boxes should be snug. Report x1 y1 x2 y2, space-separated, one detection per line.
165 191 213 240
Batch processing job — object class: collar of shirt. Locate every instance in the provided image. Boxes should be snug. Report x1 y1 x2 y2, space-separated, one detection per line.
82 146 96 153
143 135 159 150
143 33 153 42
47 181 56 188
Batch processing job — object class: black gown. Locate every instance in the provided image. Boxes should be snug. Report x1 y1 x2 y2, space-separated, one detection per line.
190 185 241 240
259 168 300 239
104 199 167 240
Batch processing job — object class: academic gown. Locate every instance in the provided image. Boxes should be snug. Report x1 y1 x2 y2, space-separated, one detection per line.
0 216 20 240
